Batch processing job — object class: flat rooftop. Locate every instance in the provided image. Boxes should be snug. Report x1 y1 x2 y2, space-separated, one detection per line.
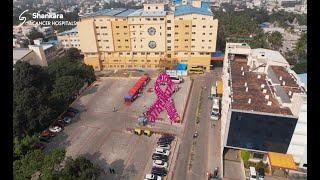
270 66 304 98
230 55 293 115
13 48 33 61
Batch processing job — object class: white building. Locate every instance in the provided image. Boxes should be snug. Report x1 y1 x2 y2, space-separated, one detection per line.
13 38 65 67
220 43 307 176
57 28 80 49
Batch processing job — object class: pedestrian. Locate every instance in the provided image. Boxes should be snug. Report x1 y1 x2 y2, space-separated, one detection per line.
109 168 112 173
112 168 115 174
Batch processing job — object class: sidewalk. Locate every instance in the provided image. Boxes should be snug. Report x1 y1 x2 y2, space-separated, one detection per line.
207 119 222 175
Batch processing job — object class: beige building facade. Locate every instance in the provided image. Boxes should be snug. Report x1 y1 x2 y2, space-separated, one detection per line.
77 1 218 71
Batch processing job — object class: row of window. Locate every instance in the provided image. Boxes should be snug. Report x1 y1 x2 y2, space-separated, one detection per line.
174 25 214 28
173 39 213 42
102 52 164 56
172 45 212 49
108 59 158 63
106 64 159 68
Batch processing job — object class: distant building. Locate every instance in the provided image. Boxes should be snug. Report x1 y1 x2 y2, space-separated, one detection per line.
13 38 65 67
39 26 55 40
220 43 307 176
57 28 80 49
281 31 300 53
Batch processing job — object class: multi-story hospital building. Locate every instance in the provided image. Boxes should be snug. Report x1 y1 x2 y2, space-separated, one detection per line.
77 0 218 71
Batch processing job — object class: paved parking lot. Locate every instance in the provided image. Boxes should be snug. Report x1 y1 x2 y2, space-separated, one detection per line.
45 74 191 180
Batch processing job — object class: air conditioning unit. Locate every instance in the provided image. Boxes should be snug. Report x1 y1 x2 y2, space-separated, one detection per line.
262 89 267 93
265 95 270 100
248 98 251 104
267 101 272 106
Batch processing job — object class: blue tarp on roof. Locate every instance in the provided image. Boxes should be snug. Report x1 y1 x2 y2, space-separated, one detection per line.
176 63 187 70
298 73 307 88
175 2 213 16
212 51 224 58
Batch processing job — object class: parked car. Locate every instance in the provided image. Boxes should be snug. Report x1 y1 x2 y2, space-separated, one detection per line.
52 121 65 129
63 117 72 124
151 167 167 177
144 174 162 180
160 134 175 140
152 153 168 161
249 167 257 180
67 107 79 114
157 144 170 150
155 148 170 156
39 136 50 143
157 140 171 146
49 126 62 133
157 137 173 145
63 111 75 118
257 168 265 180
40 129 56 137
34 142 46 150
210 97 220 121
153 160 168 168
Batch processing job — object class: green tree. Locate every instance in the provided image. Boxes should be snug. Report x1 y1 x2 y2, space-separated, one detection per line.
65 48 83 62
267 31 283 50
293 61 307 74
13 149 66 180
50 76 83 112
249 32 269 49
13 62 53 137
26 28 44 44
240 150 250 162
13 135 39 160
57 156 101 180
294 33 307 60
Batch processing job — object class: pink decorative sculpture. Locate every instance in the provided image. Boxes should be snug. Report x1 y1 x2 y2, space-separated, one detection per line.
146 73 180 123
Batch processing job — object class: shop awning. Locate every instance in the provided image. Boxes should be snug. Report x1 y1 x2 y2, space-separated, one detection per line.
268 152 297 170
216 80 223 95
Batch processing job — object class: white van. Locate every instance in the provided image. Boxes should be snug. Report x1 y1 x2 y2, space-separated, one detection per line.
210 97 220 120
210 85 217 99
249 167 257 180
169 76 183 84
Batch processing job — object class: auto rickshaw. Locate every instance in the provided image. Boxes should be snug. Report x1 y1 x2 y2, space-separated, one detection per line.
143 129 152 137
134 128 142 135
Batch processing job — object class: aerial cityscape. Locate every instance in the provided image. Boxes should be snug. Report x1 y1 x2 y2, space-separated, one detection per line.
13 0 307 179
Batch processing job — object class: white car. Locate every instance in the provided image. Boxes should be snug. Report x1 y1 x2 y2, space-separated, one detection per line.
145 174 162 180
153 160 168 168
155 148 170 156
157 144 170 150
49 126 62 133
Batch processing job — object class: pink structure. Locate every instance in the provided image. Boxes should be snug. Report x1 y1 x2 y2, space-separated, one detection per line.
146 73 180 123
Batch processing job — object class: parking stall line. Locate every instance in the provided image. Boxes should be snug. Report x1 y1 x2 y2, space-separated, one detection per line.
75 128 98 156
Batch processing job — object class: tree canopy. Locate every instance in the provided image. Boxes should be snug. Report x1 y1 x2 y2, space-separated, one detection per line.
26 28 44 44
13 54 95 137
56 157 101 180
267 31 283 50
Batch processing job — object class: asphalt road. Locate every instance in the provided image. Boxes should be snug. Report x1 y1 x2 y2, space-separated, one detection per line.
173 72 214 180
173 69 222 180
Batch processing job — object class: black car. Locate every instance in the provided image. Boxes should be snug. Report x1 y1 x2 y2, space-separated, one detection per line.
161 134 175 140
67 107 79 114
159 135 174 142
157 138 173 145
152 153 168 161
151 167 167 176
39 136 50 143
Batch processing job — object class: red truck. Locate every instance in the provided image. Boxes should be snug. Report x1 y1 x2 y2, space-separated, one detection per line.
124 75 150 102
